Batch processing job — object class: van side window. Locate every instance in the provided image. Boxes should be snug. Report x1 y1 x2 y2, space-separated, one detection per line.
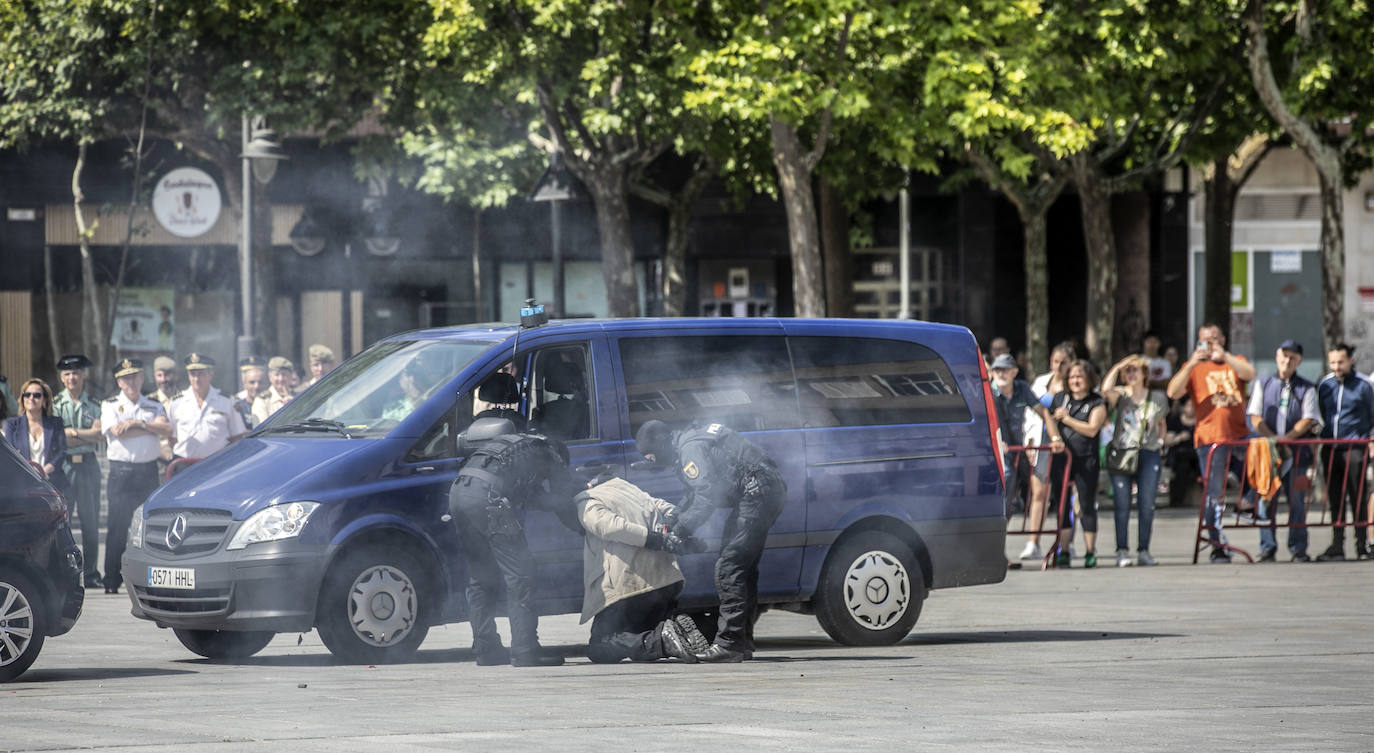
406 391 474 462
619 335 799 433
527 344 597 442
789 336 971 427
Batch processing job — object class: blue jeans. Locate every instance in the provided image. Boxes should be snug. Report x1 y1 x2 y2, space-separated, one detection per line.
1197 443 1247 547
1111 449 1161 552
1258 461 1309 556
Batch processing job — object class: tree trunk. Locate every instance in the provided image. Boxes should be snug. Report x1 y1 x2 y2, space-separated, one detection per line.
1202 160 1234 344
819 175 853 318
1317 172 1345 353
585 169 640 317
661 161 714 317
44 246 60 374
1071 156 1116 367
1019 207 1051 376
71 142 108 378
770 119 825 317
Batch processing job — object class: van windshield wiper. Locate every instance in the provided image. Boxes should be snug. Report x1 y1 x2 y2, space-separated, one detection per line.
269 418 355 438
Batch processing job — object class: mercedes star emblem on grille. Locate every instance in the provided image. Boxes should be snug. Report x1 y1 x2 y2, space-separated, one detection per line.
166 514 189 551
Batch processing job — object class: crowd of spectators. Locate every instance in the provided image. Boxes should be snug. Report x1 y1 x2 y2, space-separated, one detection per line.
990 325 1374 567
0 344 339 593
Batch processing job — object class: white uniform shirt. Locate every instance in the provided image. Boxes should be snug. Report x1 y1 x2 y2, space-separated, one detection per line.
251 387 294 426
100 392 167 463
169 387 247 458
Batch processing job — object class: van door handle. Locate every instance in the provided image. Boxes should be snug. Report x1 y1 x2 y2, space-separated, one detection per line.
574 463 607 476
415 466 436 473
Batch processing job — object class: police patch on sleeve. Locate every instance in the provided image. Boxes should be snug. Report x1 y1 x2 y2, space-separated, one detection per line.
682 461 699 479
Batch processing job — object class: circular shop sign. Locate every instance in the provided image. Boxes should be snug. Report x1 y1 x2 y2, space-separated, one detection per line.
151 167 222 238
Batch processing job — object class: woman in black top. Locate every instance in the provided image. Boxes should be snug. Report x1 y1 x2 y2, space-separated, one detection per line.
1048 360 1108 567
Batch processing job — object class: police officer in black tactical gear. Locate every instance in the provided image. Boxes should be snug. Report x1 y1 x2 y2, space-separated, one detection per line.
449 417 583 666
634 419 786 663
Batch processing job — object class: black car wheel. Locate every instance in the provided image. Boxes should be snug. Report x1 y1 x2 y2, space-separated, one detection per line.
316 546 430 664
0 572 47 682
173 629 276 661
813 531 925 646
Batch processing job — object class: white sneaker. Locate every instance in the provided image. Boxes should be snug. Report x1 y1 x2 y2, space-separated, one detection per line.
1116 549 1134 567
1018 541 1042 560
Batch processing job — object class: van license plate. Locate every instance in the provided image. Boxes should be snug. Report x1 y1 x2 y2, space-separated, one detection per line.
147 567 195 589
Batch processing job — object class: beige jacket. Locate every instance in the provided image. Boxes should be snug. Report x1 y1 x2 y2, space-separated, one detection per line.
576 478 683 623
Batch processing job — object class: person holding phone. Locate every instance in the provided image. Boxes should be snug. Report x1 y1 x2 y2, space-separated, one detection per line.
1166 323 1256 562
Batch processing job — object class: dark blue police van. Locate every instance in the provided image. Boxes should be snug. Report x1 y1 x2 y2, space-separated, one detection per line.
123 317 1008 662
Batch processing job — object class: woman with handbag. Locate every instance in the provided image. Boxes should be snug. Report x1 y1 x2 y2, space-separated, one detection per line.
1101 355 1169 567
1049 360 1108 567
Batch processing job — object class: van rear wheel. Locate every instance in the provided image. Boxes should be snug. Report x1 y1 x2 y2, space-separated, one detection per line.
0 572 47 682
814 531 925 646
316 546 430 664
174 629 276 661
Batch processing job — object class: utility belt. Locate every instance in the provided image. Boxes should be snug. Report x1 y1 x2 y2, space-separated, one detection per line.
457 468 522 535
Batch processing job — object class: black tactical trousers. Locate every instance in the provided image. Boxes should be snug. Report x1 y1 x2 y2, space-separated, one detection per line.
65 455 101 578
450 482 540 655
587 581 682 663
714 471 785 652
106 460 159 588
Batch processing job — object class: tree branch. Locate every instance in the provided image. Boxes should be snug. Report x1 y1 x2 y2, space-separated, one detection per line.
1244 0 1343 175
803 12 852 172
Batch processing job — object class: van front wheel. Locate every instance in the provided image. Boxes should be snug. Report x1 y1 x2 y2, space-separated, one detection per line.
813 531 925 646
316 546 430 664
174 629 276 661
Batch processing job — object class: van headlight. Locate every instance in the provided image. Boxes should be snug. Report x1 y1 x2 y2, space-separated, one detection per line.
128 504 145 548
227 502 319 550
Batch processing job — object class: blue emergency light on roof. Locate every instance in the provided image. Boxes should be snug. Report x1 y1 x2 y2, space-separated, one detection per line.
520 298 549 329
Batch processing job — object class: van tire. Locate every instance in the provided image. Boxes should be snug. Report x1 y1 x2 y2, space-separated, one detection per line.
813 531 925 646
174 629 276 661
0 572 47 682
316 546 430 664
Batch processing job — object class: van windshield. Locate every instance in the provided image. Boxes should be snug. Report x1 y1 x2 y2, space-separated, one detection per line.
257 339 495 437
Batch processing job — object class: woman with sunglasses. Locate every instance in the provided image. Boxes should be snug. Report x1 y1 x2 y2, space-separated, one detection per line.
1101 355 1168 567
2 378 68 490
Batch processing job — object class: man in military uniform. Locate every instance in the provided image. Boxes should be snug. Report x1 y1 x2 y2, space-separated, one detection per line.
251 356 295 426
100 358 172 594
448 417 583 666
168 354 247 461
151 356 179 406
234 355 267 429
304 344 336 389
53 354 104 588
635 419 786 662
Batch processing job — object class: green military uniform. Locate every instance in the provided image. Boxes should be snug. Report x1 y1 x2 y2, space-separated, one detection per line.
54 384 103 584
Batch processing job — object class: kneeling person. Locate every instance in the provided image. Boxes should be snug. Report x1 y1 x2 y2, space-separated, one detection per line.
577 476 709 663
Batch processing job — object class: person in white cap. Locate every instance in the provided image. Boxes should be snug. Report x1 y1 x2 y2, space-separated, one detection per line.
100 358 171 594
168 353 246 461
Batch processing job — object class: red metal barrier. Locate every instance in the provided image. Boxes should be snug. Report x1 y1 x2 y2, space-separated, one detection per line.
1192 437 1372 563
1005 444 1075 570
165 457 202 482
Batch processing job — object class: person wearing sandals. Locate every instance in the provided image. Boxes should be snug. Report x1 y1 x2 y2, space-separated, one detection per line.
1048 360 1108 567
1101 355 1168 567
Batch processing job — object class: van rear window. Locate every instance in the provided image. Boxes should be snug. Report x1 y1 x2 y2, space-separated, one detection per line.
619 336 800 432
788 336 971 427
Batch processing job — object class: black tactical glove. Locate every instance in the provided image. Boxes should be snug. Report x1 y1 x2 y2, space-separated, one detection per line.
645 529 698 554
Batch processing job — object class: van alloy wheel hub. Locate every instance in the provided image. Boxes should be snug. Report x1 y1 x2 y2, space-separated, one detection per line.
346 566 417 647
842 551 909 631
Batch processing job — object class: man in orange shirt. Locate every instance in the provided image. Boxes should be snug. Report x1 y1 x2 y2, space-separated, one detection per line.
1167 323 1257 562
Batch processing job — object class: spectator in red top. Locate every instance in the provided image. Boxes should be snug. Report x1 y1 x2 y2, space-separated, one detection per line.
1166 323 1256 562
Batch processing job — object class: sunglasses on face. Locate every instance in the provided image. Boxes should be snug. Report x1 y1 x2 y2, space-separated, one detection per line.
1123 367 1140 373
22 392 44 400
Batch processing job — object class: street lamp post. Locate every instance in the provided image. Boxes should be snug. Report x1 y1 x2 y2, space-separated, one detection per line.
238 114 286 366
530 152 577 318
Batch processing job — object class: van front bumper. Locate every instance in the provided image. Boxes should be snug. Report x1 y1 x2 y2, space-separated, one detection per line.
123 542 330 633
